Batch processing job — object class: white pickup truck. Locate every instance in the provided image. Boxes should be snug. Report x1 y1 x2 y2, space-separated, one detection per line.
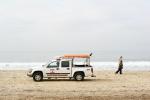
27 54 95 81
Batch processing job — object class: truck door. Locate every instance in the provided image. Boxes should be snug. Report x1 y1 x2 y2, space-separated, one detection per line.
58 60 72 77
45 61 60 77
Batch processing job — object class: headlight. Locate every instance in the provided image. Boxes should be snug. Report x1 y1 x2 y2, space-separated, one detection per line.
28 69 32 73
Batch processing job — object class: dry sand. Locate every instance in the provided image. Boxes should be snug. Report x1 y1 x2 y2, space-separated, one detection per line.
0 70 150 100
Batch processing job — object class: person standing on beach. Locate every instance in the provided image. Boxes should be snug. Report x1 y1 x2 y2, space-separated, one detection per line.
115 56 123 74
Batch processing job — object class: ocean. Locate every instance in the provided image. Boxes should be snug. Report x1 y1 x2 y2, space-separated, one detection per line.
0 61 150 71
0 50 150 71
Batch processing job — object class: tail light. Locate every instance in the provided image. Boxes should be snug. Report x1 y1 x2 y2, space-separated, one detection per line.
91 67 93 73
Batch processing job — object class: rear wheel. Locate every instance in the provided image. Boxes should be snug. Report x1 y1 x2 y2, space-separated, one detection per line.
74 73 84 81
33 72 43 82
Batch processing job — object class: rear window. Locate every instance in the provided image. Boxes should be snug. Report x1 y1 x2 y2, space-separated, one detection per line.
61 61 69 67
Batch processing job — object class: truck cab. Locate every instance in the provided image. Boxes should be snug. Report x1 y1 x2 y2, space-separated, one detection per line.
27 54 95 81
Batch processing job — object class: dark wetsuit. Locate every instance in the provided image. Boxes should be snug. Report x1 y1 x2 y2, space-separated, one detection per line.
115 60 123 74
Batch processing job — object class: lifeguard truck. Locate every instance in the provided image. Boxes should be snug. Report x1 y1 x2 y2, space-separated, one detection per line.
27 54 95 81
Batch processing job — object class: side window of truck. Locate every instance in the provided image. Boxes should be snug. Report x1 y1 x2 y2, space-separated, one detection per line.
61 61 69 67
47 61 59 68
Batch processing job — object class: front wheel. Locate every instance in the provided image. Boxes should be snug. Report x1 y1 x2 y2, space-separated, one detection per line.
33 72 43 82
74 73 84 81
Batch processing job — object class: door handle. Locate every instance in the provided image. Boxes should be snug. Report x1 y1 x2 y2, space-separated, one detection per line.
56 68 59 70
67 68 70 70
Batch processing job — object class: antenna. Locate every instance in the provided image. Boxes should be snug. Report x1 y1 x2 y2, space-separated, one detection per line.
90 53 93 56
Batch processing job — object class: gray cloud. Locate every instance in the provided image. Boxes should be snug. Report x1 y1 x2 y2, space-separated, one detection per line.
0 0 150 61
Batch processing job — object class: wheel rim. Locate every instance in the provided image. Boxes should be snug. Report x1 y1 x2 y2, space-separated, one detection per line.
35 74 41 81
76 75 83 80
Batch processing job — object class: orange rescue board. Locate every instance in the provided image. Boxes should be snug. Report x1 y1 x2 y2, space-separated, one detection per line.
63 54 90 58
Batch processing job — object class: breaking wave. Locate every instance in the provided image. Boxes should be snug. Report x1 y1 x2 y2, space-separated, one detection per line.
0 61 150 71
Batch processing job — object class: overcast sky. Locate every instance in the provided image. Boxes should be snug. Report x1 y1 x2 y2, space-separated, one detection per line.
0 0 150 61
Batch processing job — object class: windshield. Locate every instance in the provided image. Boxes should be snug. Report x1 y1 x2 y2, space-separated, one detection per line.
43 60 55 67
44 59 60 67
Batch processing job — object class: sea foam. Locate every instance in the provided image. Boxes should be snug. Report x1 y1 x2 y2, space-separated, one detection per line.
0 61 150 71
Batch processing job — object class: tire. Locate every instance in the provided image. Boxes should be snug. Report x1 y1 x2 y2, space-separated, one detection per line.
74 73 84 81
33 72 43 82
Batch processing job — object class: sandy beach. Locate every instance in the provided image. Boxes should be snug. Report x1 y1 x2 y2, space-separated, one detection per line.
0 70 150 100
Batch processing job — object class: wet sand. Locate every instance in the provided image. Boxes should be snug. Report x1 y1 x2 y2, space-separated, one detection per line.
0 70 150 100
